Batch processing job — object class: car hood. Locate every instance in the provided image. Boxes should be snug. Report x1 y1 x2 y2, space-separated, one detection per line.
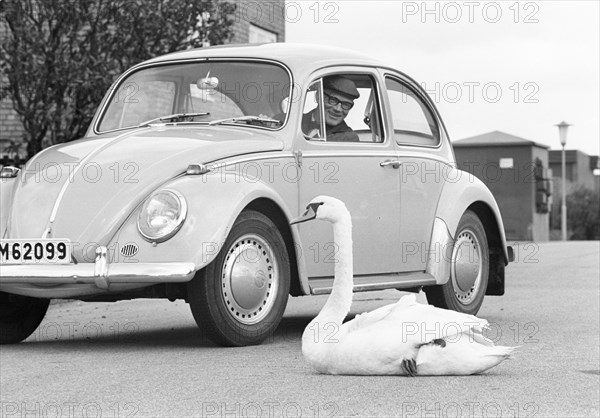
6 126 284 249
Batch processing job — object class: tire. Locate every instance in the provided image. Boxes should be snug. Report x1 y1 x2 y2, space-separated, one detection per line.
424 210 489 315
0 292 49 344
188 210 290 346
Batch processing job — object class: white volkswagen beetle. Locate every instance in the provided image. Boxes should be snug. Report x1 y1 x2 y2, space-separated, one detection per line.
0 44 513 346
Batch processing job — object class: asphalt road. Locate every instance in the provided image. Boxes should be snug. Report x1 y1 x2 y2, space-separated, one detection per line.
1 241 598 417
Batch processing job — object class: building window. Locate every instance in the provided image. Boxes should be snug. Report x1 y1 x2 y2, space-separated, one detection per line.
249 24 277 43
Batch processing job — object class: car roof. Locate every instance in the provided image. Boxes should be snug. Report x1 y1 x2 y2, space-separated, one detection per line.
143 43 386 75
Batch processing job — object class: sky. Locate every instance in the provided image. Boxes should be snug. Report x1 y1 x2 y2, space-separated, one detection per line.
284 0 600 156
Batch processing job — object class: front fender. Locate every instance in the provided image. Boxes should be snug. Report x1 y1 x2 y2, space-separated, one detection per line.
108 168 298 274
0 175 19 237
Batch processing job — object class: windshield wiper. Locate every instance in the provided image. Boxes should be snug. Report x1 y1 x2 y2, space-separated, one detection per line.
138 112 210 127
208 115 281 126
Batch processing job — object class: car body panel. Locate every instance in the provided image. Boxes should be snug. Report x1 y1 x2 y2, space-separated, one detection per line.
433 167 511 263
297 148 403 277
4 127 283 253
396 154 449 271
109 156 298 265
0 43 511 302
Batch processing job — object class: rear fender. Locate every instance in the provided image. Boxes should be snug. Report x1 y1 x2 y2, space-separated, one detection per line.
426 169 510 289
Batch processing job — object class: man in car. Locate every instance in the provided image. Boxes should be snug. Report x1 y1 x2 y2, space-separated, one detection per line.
302 76 360 142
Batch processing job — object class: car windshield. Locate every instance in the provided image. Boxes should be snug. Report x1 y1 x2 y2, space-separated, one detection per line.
97 61 291 132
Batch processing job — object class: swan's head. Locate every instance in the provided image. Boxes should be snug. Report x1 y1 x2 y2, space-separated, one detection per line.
290 195 350 225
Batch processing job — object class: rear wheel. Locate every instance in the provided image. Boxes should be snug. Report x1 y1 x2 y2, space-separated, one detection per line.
188 211 290 346
424 210 489 315
0 292 49 344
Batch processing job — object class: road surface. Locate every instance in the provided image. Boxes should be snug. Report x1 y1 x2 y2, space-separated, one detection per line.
1 241 598 417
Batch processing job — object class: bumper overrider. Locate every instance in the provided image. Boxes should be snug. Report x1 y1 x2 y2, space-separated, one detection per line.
0 246 196 290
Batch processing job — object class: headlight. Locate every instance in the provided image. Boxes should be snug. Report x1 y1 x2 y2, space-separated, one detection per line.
137 190 187 243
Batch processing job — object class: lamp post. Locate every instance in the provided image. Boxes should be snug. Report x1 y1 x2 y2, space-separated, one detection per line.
556 121 571 241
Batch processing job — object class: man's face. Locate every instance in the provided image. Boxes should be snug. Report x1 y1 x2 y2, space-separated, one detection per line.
323 90 354 127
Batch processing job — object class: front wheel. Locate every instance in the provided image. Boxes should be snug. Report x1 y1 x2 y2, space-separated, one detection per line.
188 210 290 346
0 292 49 344
424 210 489 315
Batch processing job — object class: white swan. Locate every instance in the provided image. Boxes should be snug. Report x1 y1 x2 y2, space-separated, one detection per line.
291 195 516 376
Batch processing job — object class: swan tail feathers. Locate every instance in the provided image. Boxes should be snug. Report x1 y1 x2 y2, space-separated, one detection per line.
415 341 517 375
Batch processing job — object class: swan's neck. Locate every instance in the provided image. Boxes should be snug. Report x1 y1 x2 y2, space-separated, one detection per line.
313 217 353 326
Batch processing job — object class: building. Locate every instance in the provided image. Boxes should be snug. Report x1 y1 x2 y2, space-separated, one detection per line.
548 150 600 233
453 131 552 242
549 150 600 194
0 0 285 162
229 0 286 44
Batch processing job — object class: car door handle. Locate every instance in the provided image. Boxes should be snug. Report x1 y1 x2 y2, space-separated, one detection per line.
380 159 402 169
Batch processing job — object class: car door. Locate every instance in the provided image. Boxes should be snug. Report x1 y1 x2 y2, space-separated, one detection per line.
383 74 448 272
295 70 405 285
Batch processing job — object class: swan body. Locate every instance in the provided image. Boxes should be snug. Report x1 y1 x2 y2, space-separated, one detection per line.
292 196 516 376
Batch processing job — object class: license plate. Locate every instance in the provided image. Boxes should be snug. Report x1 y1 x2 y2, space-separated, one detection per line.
0 239 71 264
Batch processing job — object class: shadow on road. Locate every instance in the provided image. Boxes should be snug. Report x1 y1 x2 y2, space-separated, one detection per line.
13 315 316 350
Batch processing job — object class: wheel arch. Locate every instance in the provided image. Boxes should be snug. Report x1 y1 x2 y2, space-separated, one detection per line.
434 170 510 264
466 201 507 296
243 198 303 297
467 201 503 255
431 171 510 296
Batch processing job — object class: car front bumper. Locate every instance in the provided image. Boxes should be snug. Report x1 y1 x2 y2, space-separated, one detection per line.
0 246 196 291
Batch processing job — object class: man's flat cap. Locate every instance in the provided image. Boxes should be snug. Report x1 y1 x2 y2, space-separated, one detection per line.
324 76 360 99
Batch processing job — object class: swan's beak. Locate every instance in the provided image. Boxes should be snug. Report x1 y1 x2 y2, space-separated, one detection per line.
290 202 322 225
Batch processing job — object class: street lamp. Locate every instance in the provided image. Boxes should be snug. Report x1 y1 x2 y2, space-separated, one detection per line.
555 121 571 241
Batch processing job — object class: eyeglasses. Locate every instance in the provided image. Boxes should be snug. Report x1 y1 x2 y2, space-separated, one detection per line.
324 93 354 111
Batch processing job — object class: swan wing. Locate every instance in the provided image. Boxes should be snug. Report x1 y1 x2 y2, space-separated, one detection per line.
311 319 422 375
341 293 492 347
341 293 419 334
381 301 491 345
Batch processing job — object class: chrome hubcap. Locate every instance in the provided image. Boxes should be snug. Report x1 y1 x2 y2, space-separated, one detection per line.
221 234 278 325
451 229 483 305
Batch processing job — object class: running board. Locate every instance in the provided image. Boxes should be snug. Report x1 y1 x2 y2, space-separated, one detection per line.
308 272 436 295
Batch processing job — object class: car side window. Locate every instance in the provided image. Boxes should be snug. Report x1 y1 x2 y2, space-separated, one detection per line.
302 74 383 143
302 80 325 140
385 77 440 146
